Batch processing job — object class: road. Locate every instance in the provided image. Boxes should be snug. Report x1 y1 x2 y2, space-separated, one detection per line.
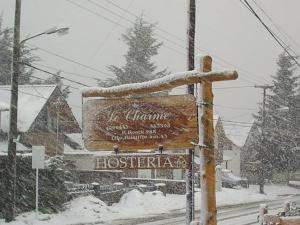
107 195 299 225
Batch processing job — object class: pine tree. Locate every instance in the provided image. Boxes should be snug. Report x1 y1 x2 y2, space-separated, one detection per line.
0 16 38 85
253 52 299 180
99 16 168 87
269 52 299 176
42 71 71 99
0 17 12 85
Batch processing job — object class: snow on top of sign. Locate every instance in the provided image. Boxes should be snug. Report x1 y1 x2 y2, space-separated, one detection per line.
0 85 57 132
81 70 195 94
81 70 235 95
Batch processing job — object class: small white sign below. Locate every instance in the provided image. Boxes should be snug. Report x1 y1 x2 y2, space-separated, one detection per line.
32 146 45 169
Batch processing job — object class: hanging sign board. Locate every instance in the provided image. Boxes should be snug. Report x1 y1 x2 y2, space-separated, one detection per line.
83 95 198 151
95 153 189 170
32 146 45 169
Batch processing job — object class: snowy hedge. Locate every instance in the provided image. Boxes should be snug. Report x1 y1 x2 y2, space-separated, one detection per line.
0 155 70 217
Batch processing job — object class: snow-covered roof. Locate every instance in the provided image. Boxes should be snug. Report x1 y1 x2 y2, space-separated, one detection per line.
222 121 253 147
66 133 84 148
0 85 57 132
64 148 113 156
0 140 31 152
64 133 113 155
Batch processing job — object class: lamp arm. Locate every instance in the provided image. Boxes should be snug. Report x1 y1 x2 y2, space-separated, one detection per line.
20 32 45 44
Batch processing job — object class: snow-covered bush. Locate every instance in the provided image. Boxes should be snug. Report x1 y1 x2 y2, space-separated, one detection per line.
0 155 70 218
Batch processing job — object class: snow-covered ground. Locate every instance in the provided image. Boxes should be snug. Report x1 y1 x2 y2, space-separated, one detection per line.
1 184 299 225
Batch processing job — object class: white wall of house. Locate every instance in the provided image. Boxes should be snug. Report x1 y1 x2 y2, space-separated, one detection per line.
138 169 152 178
222 146 241 177
64 153 95 170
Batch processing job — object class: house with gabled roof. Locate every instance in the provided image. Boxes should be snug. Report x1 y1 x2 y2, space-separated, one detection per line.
221 121 252 177
0 85 81 155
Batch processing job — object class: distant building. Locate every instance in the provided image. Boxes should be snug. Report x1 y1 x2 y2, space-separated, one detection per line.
216 116 251 177
0 85 81 155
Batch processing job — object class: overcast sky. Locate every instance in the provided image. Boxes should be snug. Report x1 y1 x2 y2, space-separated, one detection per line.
1 0 299 144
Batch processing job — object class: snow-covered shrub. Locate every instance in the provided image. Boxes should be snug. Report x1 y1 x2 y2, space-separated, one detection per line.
0 155 70 217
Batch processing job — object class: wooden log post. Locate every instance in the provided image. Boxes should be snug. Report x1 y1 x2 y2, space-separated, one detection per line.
197 55 237 225
198 56 217 225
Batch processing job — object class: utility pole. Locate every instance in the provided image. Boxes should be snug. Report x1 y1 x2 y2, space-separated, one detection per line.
255 85 273 194
186 0 196 224
5 0 21 222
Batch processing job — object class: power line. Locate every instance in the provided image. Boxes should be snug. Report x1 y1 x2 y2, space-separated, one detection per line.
222 120 254 125
22 63 90 87
214 85 255 89
88 0 135 61
242 0 300 67
28 43 112 77
0 86 82 109
63 0 297 114
252 0 300 52
214 104 257 111
18 73 80 91
33 63 100 81
69 0 188 55
104 0 271 85
102 0 190 44
67 0 267 85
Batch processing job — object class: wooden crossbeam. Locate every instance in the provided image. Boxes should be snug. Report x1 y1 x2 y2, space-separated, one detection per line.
81 67 237 98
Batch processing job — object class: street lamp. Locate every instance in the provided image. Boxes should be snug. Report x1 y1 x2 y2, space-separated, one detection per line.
21 26 69 44
5 18 69 221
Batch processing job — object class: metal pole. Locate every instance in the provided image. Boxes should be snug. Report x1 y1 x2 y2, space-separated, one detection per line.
5 0 21 222
186 0 196 224
35 168 39 219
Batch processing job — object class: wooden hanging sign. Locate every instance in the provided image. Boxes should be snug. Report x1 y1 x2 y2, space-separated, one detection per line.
83 94 198 151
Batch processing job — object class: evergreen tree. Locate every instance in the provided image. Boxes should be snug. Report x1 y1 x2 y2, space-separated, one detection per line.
42 71 71 99
0 16 12 85
253 52 299 180
99 16 168 87
0 16 38 85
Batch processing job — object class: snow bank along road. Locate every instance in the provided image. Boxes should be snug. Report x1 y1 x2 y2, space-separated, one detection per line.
106 195 300 225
